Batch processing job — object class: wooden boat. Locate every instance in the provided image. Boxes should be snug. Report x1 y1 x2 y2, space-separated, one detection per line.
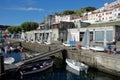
66 58 88 73
4 57 15 64
18 59 54 75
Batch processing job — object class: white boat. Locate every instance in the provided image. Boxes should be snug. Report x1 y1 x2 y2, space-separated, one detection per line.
63 32 74 47
81 29 106 51
37 34 44 44
21 31 25 41
4 57 15 64
63 42 71 46
63 31 70 47
44 32 52 45
66 58 88 73
90 45 105 52
81 29 90 50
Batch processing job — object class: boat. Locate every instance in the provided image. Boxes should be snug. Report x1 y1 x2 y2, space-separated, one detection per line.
81 29 90 50
81 29 106 51
44 32 52 45
63 42 71 46
66 65 80 75
63 32 71 47
18 59 54 75
63 32 75 47
36 34 44 44
89 45 105 52
4 57 15 64
66 58 88 73
20 31 25 41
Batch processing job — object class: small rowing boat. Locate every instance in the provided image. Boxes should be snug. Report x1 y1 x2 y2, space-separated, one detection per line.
18 59 54 75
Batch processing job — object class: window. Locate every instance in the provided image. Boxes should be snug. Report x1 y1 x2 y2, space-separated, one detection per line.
94 31 104 42
106 30 113 42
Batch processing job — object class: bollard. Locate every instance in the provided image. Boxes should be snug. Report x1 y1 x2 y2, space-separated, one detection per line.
0 54 5 78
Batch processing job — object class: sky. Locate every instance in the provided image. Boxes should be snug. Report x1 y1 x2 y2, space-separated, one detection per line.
0 0 115 26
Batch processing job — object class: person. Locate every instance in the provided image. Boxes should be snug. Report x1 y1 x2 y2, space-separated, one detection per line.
112 41 117 54
19 42 23 53
78 44 81 49
19 47 23 53
112 45 117 54
107 44 111 54
61 38 63 43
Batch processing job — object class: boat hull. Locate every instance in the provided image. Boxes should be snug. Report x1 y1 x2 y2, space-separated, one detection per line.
63 43 70 47
19 59 54 75
90 46 105 51
23 62 53 75
66 59 88 72
4 57 15 64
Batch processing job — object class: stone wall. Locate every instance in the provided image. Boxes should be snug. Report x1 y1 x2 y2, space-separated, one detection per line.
66 49 120 77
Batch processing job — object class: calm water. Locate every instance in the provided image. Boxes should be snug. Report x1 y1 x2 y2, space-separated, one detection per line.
3 52 120 80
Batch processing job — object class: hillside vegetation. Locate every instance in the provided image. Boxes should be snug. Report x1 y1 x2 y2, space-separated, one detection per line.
54 7 96 15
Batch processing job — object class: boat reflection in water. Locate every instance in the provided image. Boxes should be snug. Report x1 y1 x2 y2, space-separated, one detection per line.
20 66 119 80
5 65 119 80
66 65 81 76
66 65 117 80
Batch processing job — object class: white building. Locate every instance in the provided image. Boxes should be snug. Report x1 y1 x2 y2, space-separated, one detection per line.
85 0 120 24
55 15 80 23
28 0 120 44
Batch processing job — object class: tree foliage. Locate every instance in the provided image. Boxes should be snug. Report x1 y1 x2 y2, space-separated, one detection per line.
75 7 96 15
7 22 39 34
7 26 22 34
21 22 39 32
7 27 14 33
54 6 96 15
62 10 75 15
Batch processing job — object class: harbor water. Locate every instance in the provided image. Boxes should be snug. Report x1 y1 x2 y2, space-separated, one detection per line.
3 52 120 80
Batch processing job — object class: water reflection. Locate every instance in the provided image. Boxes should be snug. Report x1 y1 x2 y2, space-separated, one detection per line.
19 66 120 80
3 52 120 80
66 65 119 80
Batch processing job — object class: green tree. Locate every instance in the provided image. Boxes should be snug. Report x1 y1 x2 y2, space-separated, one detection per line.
75 7 96 15
54 12 61 15
14 26 22 33
7 27 14 33
7 21 38 34
62 10 75 15
54 6 96 16
21 22 39 32
7 26 22 34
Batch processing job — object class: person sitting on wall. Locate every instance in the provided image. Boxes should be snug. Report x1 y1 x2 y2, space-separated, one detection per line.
112 40 117 54
107 44 111 54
